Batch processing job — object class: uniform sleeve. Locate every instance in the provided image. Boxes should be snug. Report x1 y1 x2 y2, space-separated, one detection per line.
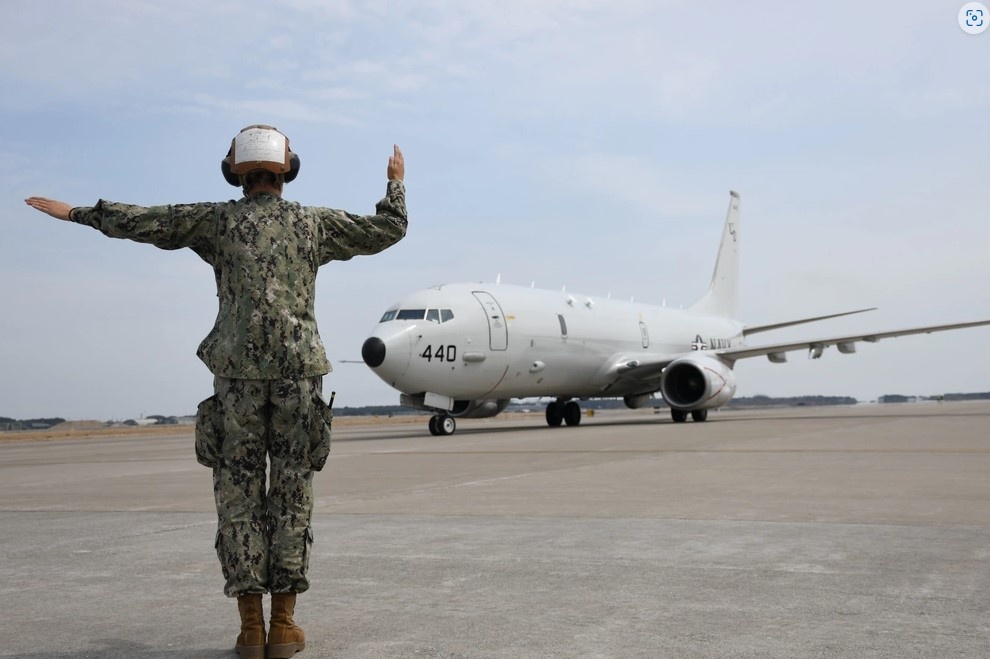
70 200 218 260
314 179 408 265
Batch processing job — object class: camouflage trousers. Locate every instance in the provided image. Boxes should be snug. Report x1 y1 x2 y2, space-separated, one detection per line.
194 376 332 597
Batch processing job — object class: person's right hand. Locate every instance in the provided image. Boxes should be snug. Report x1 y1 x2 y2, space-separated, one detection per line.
25 197 73 221
387 145 405 182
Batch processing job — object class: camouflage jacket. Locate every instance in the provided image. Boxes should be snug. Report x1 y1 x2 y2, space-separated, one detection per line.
70 180 407 379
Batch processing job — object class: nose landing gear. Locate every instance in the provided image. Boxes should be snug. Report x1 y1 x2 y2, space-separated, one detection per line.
429 414 456 436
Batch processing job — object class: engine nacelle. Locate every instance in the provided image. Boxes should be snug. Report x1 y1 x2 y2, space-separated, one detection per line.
660 354 737 410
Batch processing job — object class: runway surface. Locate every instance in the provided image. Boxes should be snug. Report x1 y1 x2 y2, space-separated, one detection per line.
1 402 988 658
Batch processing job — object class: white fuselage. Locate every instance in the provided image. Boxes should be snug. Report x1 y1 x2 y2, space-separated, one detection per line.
365 282 744 401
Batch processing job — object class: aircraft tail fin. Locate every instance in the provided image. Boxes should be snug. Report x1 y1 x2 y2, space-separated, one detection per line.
691 190 740 319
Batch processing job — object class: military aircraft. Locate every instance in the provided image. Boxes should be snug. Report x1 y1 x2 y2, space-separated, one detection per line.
361 191 990 435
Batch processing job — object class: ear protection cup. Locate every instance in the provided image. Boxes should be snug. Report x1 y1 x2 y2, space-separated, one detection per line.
283 153 301 183
221 155 241 187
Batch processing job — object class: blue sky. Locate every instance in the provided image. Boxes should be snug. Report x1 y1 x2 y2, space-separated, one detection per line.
2 1 988 420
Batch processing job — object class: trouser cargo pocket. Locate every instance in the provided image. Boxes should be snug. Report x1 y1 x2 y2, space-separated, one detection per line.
194 395 224 468
309 393 332 471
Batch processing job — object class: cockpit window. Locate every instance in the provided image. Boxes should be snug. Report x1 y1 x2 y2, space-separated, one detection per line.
380 308 455 323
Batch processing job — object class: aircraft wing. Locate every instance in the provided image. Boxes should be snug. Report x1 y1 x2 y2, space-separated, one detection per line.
717 319 990 363
742 307 876 336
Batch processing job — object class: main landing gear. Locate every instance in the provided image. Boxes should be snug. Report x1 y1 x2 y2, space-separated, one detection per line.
429 414 456 436
545 400 582 428
670 408 708 423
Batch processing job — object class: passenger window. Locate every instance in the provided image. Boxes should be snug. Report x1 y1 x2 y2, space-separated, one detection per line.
379 310 398 322
441 309 454 323
426 309 440 323
396 309 426 320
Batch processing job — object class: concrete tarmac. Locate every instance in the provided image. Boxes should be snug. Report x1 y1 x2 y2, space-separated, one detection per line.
1 402 988 658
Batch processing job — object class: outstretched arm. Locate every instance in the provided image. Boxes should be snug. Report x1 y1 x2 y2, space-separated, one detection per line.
315 144 407 264
26 196 218 258
25 197 73 221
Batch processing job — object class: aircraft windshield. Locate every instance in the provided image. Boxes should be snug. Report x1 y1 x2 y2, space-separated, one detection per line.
380 308 455 323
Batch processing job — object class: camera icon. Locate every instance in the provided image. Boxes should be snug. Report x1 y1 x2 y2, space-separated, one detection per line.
960 2 989 34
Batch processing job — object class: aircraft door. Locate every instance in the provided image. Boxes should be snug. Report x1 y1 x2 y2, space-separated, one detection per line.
472 291 508 351
640 321 650 348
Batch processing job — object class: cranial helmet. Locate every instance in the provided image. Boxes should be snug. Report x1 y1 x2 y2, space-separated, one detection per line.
221 124 300 187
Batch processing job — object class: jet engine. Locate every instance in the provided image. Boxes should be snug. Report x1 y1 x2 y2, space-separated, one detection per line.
659 354 737 410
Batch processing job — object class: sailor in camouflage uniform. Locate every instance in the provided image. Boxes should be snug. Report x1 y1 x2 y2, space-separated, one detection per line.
24 125 407 658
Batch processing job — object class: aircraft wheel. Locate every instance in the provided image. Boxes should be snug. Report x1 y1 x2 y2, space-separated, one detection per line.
437 415 456 436
428 416 441 436
545 402 564 427
563 401 582 426
691 409 709 422
671 409 688 423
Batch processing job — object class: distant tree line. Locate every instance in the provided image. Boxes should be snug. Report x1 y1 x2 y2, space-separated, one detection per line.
5 392 989 430
334 406 422 417
928 392 990 401
728 395 857 408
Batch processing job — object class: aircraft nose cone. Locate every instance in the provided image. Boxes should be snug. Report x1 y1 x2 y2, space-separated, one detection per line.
362 336 386 368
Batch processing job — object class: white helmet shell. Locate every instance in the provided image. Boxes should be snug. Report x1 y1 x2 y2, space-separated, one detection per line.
221 124 300 186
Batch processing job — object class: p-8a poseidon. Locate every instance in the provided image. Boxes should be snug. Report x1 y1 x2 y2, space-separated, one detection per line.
361 192 990 435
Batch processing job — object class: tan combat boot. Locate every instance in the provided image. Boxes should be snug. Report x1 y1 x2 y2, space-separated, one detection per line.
235 594 266 659
268 592 306 658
